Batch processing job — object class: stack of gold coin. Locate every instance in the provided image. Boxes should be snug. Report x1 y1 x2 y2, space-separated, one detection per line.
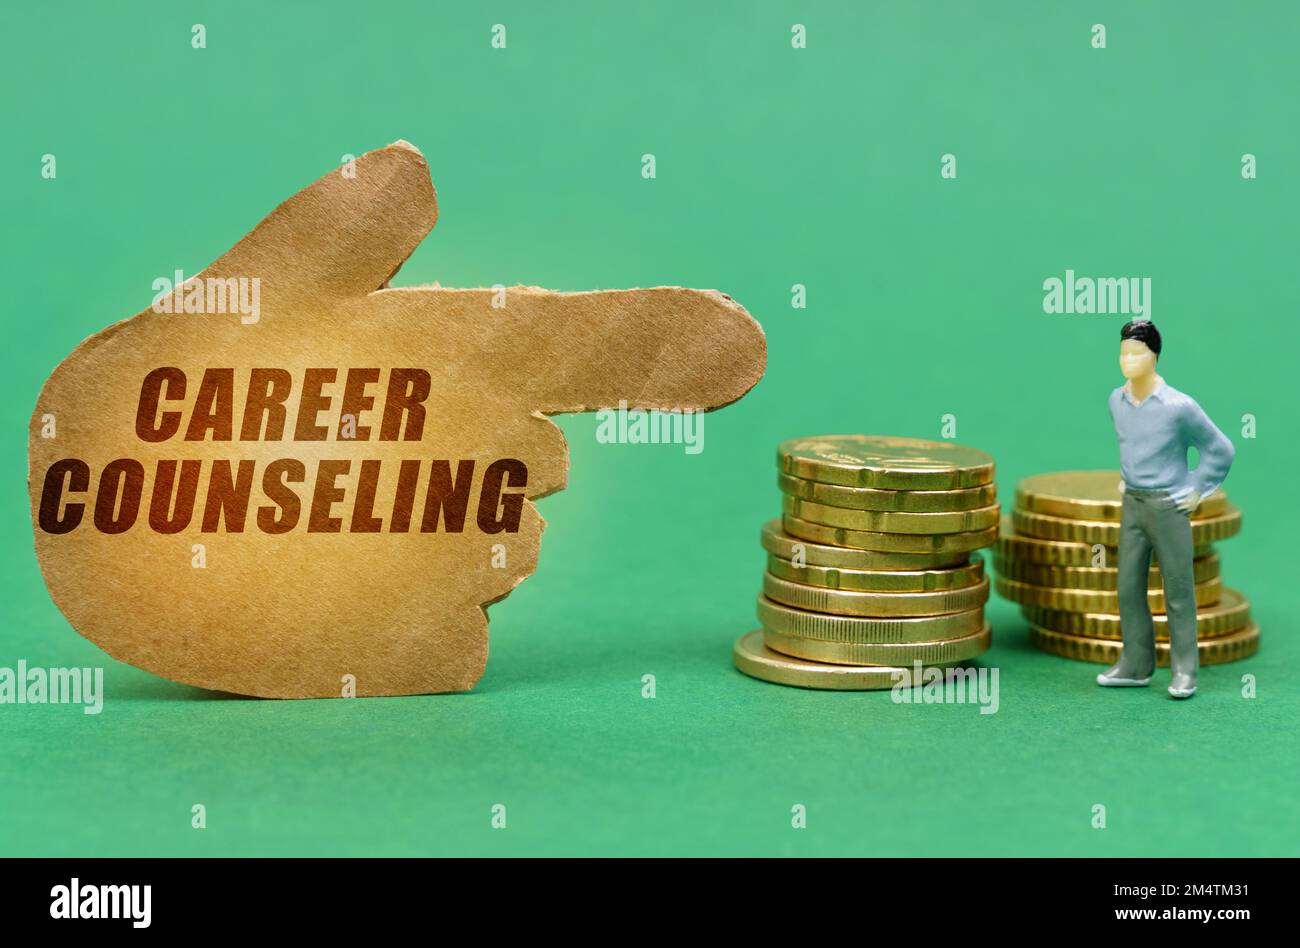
732 435 1000 689
994 470 1257 666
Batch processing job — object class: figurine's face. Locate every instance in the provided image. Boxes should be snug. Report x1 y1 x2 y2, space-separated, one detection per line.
1119 339 1157 379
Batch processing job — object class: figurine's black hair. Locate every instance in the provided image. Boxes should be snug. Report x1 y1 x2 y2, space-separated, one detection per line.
1120 319 1162 358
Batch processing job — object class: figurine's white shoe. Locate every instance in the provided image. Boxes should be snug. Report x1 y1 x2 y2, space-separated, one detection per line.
1096 663 1152 687
1168 673 1197 699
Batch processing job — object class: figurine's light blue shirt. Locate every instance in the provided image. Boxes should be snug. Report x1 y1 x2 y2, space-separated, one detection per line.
1109 381 1235 502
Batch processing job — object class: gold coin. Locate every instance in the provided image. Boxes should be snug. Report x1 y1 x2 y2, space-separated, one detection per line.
763 623 992 666
777 472 997 512
764 572 989 617
1012 504 1242 547
993 552 1220 590
783 514 998 554
1021 587 1250 639
996 518 1212 566
1015 470 1228 522
768 552 985 592
762 520 973 570
757 594 984 643
731 630 960 691
784 495 1000 535
777 435 994 489
995 575 1222 613
1027 622 1259 666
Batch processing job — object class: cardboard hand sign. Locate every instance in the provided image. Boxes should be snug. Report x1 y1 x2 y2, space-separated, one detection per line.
28 141 766 698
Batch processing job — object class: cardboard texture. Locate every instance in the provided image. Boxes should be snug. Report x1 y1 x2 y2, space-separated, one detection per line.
27 141 766 698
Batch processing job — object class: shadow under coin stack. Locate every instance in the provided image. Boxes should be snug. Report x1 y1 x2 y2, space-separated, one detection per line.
733 435 1000 690
995 471 1257 666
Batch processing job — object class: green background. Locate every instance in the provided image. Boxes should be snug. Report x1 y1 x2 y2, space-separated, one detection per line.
2 1 1297 856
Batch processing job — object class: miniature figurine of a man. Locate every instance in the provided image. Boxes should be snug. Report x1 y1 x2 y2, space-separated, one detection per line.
1098 319 1235 698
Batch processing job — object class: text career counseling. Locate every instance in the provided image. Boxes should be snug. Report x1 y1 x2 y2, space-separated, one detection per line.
36 367 529 536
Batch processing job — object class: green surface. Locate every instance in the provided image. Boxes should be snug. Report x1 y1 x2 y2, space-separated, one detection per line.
2 1 1297 856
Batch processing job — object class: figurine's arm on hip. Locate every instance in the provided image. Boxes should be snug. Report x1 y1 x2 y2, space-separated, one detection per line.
1181 398 1236 503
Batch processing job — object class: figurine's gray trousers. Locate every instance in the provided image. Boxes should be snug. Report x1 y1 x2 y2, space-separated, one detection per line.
1117 488 1198 678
